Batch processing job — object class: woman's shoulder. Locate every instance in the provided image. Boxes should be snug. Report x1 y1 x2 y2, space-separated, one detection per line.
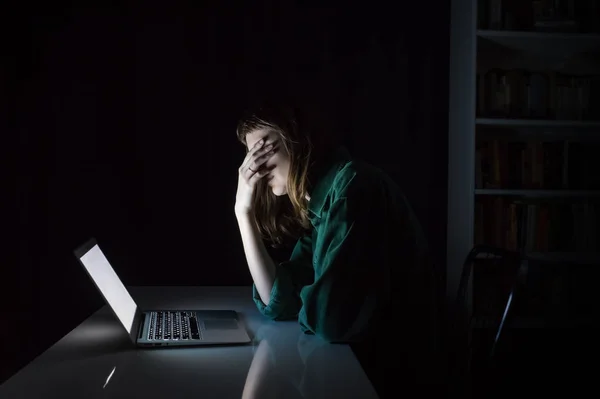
331 159 393 199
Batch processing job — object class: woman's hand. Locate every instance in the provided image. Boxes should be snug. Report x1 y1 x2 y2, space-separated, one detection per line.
235 138 277 215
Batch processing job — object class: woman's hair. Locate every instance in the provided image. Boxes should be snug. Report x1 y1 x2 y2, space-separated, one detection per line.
236 101 332 247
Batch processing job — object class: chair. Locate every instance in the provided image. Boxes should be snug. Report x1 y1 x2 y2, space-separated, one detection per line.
450 245 525 397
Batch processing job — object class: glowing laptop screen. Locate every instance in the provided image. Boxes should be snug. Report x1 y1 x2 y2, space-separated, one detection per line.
79 244 137 334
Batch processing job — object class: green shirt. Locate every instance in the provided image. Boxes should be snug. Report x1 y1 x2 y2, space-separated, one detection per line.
253 146 433 343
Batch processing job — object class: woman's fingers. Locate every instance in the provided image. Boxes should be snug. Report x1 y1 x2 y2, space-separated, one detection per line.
247 145 276 172
242 139 269 168
248 165 274 185
238 137 278 187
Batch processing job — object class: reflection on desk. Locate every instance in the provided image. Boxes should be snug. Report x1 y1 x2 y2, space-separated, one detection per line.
242 323 379 399
0 286 379 398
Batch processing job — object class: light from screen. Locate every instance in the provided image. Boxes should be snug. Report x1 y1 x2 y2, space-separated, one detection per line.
79 244 137 334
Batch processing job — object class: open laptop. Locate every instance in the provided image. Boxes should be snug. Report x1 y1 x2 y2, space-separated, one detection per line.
74 238 251 347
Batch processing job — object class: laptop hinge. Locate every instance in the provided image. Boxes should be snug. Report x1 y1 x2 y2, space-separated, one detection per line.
138 312 146 340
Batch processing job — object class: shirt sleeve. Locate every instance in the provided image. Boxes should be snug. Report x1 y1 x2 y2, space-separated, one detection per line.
297 193 384 343
253 234 314 320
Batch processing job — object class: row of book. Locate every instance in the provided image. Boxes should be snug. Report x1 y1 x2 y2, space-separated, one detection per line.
475 139 600 189
477 69 600 120
478 0 600 33
474 198 598 252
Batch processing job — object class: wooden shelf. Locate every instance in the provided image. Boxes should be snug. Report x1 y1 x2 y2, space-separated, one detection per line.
474 251 600 264
475 189 600 198
526 252 600 264
508 315 596 328
476 118 600 129
476 127 600 141
477 30 600 58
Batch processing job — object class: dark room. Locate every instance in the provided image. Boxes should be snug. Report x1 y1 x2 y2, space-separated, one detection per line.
2 1 600 398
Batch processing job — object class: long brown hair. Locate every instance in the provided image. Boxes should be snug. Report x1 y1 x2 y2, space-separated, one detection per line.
236 103 324 247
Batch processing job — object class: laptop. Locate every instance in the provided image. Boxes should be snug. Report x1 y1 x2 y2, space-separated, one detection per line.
74 238 251 347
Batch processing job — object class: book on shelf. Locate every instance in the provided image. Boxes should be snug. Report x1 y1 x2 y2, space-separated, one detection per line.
475 139 600 190
477 0 600 33
474 197 599 253
476 69 600 121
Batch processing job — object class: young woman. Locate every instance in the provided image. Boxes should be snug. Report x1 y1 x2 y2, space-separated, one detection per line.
234 102 439 386
235 102 438 397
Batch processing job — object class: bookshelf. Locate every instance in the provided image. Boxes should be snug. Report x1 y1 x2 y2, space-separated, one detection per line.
475 189 600 197
448 1 600 323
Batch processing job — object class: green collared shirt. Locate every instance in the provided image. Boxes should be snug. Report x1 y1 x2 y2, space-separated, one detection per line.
253 146 432 343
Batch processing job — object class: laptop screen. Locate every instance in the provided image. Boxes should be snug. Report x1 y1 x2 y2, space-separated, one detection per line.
78 244 138 334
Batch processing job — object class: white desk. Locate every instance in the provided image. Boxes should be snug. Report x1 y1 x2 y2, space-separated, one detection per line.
0 286 379 398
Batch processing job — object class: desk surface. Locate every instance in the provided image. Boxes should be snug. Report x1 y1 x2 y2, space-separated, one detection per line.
0 286 379 398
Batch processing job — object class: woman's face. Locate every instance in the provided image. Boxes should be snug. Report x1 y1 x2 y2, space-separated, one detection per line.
246 129 291 196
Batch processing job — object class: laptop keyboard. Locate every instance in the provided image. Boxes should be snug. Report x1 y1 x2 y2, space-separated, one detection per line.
148 311 201 341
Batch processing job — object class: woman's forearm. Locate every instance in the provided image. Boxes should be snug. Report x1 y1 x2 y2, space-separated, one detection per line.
236 211 277 305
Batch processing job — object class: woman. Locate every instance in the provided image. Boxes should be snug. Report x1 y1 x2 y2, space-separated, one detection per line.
234 102 439 391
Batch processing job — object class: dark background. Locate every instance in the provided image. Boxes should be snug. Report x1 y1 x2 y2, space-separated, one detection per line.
2 1 449 384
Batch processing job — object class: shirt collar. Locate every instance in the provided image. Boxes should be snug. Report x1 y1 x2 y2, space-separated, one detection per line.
307 146 352 219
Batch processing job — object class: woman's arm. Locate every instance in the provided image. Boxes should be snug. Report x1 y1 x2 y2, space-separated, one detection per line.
236 211 277 305
296 196 382 342
253 233 315 321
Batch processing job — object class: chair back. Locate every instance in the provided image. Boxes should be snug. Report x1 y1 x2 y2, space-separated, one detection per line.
451 245 524 393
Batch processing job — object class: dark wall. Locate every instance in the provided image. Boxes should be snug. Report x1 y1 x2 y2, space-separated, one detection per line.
2 1 449 384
